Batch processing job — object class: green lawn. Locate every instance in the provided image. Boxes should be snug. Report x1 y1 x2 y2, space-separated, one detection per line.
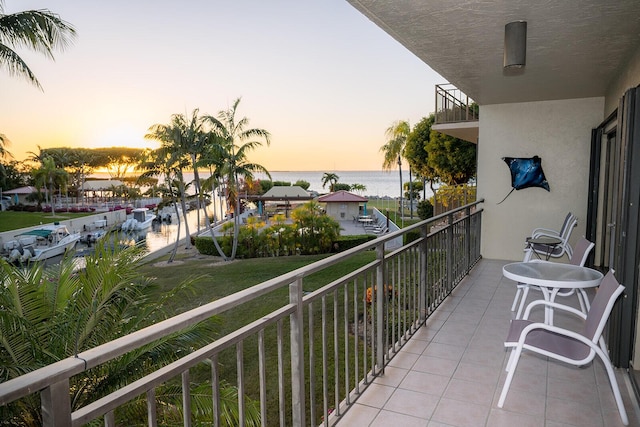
0 211 95 232
139 251 377 425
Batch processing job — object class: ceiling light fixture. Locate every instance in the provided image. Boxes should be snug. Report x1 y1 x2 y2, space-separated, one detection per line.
504 21 527 69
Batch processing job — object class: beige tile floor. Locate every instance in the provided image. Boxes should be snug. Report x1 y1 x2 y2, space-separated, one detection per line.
334 259 640 426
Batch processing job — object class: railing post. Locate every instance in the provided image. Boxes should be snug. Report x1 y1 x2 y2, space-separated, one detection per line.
375 243 385 371
447 212 454 289
41 379 71 427
289 276 306 426
419 223 428 323
465 207 472 274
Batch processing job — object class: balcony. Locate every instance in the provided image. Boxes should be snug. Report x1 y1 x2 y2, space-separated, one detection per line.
1 200 637 426
332 259 639 426
433 83 479 144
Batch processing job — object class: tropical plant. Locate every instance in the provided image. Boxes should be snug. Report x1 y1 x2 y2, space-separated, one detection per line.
417 199 434 220
0 132 9 159
321 172 339 192
31 156 67 215
426 131 476 185
350 183 367 195
145 114 203 251
0 133 10 189
138 147 186 262
333 183 351 191
381 120 411 219
204 98 271 260
0 242 260 426
0 0 76 89
403 180 422 201
291 200 340 254
293 179 310 190
0 159 29 191
405 114 439 196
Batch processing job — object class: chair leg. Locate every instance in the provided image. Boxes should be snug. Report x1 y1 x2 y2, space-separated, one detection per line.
511 285 523 312
594 345 629 425
516 285 530 319
498 345 524 408
575 290 586 313
505 346 518 372
579 289 591 313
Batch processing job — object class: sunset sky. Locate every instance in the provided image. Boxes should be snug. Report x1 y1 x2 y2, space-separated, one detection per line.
1 0 443 171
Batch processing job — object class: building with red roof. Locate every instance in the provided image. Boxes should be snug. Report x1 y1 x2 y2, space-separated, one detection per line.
317 190 368 221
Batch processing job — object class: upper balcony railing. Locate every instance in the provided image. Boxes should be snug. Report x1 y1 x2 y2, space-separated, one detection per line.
0 201 484 426
435 84 479 124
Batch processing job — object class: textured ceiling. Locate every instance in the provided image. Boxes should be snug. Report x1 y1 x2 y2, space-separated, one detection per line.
347 0 640 105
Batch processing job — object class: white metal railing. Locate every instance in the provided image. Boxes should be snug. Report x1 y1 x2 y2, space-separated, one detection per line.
0 200 484 426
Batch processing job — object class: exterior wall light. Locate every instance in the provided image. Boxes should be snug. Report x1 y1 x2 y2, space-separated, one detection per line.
504 21 527 69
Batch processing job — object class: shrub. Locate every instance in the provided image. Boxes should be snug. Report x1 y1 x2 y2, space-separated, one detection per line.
404 229 422 245
333 183 351 191
294 180 310 190
194 236 218 256
417 200 434 220
331 235 377 252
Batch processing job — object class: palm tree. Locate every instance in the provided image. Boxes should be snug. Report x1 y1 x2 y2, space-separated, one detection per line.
205 98 271 260
145 116 198 250
0 133 10 191
350 183 367 195
321 172 339 192
147 110 232 258
0 242 260 426
32 156 67 216
138 147 183 262
0 132 9 159
381 120 411 223
0 0 76 89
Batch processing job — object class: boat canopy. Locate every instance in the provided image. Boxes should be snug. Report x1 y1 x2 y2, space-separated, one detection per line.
18 229 53 238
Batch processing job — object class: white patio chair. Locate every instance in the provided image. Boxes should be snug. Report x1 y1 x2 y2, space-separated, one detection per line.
498 270 628 425
512 237 595 318
523 212 577 261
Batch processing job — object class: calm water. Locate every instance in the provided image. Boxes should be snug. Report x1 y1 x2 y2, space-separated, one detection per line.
252 171 408 198
92 170 430 199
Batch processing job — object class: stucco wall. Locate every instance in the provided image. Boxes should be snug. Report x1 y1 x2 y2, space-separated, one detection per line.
477 97 604 261
324 202 360 221
605 44 640 116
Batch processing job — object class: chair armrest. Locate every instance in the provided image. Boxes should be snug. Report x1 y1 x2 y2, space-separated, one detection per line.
531 228 560 238
519 321 594 348
522 299 587 321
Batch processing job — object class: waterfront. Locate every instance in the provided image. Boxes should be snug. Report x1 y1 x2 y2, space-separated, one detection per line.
91 170 433 200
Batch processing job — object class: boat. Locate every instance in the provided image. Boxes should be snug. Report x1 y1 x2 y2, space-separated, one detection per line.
1 223 81 263
120 208 156 232
79 229 107 245
156 205 183 224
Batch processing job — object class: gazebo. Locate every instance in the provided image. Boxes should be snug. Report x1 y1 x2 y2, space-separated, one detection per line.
247 186 313 218
81 179 125 203
317 190 368 221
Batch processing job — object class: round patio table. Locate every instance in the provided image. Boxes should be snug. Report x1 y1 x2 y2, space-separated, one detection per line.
503 261 603 322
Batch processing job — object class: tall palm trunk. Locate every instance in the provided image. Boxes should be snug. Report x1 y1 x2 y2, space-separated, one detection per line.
167 179 181 263
231 172 240 260
397 155 403 227
409 166 413 219
49 177 56 217
194 166 228 260
176 178 191 250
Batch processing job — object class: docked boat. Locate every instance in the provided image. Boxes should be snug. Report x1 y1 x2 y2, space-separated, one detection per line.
1 223 81 263
120 208 156 232
156 205 183 224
